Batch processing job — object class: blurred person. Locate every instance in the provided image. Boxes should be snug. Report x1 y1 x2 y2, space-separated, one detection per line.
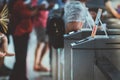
32 0 54 72
0 1 15 57
0 28 15 77
86 0 120 19
0 32 14 57
65 0 94 33
0 1 15 76
105 0 120 19
0 30 15 67
8 0 37 80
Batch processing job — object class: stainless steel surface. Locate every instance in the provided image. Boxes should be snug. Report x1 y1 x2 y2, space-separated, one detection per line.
64 29 120 80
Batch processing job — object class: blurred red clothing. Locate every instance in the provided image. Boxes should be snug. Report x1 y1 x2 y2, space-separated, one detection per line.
11 0 33 36
31 0 49 28
31 0 37 7
33 10 49 28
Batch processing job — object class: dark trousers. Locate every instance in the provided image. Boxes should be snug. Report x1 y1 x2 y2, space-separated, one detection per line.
9 33 29 80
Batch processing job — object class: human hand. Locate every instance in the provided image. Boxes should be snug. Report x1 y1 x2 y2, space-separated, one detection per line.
0 51 6 57
32 8 39 16
5 52 15 56
0 51 15 57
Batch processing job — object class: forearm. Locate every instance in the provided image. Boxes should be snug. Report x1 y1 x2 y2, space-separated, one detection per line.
105 1 120 19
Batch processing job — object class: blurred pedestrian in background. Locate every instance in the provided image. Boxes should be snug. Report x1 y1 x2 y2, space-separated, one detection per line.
31 0 54 72
8 0 37 80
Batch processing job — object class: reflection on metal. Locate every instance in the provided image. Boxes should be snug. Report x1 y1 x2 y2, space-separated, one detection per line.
70 49 73 80
57 48 64 80
71 36 94 46
84 8 93 30
71 35 109 47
